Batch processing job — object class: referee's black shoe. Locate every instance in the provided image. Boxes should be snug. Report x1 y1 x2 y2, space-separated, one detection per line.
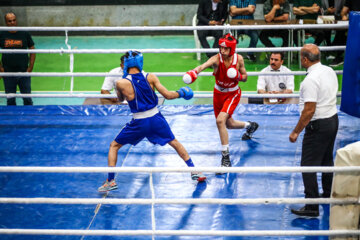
291 206 319 217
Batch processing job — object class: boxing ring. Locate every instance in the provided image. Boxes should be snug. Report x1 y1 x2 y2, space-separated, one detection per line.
1 20 360 239
1 104 360 240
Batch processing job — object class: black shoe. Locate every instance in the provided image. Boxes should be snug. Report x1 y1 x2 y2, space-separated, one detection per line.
242 121 259 140
216 153 231 175
291 206 319 217
329 57 344 67
246 54 256 62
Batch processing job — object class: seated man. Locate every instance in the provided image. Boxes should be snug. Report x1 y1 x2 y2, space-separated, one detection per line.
260 0 290 48
100 55 125 104
197 0 229 59
293 0 325 46
257 52 294 104
230 0 258 62
330 0 360 67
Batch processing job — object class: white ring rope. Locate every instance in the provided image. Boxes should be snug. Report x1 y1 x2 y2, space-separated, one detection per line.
0 197 358 205
0 229 358 237
0 70 343 99
0 92 342 99
0 166 358 173
0 70 344 77
0 23 348 32
0 46 346 54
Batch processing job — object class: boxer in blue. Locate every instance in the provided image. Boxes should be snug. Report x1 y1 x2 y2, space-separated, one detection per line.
98 51 206 192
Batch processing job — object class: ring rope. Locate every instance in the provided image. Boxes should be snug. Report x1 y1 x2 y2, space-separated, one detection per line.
0 70 344 77
0 46 346 54
0 166 358 173
0 93 342 99
0 229 358 237
0 23 348 32
0 197 358 205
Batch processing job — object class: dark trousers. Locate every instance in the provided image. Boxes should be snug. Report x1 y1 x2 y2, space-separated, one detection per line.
301 113 339 210
259 30 289 47
293 29 325 46
3 76 33 105
197 29 223 58
332 30 347 59
236 29 259 56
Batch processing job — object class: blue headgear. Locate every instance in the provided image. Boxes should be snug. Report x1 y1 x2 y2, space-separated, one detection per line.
123 51 143 78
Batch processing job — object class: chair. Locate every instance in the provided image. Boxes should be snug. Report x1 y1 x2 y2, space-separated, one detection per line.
192 14 215 61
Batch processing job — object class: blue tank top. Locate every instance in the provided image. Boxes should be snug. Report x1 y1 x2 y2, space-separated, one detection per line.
125 71 158 113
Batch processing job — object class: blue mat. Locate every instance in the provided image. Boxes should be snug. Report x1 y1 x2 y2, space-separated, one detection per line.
0 104 359 240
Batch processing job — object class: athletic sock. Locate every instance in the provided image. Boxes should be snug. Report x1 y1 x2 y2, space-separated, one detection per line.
108 172 115 181
244 121 250 129
222 144 229 152
185 158 195 167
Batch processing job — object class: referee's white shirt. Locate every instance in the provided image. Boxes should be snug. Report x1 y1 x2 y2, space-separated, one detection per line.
101 67 123 92
257 65 294 92
299 62 338 121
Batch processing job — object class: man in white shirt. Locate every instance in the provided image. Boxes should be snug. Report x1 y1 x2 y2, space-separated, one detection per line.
289 44 339 218
100 55 125 104
257 52 294 104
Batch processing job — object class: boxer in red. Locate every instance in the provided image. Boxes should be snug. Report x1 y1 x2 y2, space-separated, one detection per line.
183 33 259 171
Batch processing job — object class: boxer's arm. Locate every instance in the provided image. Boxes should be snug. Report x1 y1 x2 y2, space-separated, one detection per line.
237 54 247 82
149 73 179 100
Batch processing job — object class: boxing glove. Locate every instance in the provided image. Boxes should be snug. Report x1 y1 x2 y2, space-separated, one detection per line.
183 70 198 84
177 86 194 100
227 67 243 82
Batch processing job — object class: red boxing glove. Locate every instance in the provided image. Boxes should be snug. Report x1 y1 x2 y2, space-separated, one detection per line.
183 69 198 84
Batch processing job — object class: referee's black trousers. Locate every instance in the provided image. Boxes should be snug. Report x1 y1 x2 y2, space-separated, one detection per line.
301 113 339 209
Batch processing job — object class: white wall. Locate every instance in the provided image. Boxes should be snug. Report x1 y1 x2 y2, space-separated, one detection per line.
0 4 294 27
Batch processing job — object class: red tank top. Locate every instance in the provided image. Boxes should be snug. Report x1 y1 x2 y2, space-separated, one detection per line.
213 53 239 89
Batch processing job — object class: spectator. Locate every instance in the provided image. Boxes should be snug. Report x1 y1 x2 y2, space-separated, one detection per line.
260 0 290 48
257 52 294 104
100 55 125 105
0 12 35 106
293 0 325 46
320 0 336 55
197 0 229 59
290 44 339 218
229 0 258 62
330 0 360 67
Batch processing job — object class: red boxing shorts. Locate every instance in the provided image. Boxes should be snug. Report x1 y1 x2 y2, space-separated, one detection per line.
213 87 241 118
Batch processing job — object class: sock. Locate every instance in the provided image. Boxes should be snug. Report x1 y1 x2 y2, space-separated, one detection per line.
108 172 115 181
185 158 195 167
222 144 229 152
244 121 250 129
222 145 229 157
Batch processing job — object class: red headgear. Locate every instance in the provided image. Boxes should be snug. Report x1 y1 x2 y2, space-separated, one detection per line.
218 33 237 56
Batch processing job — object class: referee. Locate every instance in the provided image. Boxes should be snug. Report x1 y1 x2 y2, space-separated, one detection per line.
289 44 339 218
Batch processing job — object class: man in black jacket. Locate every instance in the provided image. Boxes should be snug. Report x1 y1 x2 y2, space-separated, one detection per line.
197 0 229 58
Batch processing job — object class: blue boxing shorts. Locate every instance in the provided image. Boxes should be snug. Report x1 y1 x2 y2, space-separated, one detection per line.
114 112 175 146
